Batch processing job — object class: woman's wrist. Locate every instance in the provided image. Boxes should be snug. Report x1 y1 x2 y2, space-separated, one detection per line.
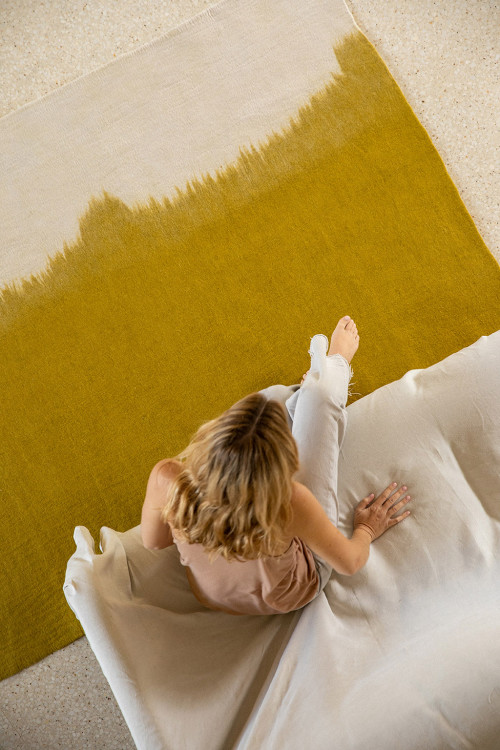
353 524 375 542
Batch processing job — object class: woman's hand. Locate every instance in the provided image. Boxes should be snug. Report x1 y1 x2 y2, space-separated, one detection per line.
353 483 412 541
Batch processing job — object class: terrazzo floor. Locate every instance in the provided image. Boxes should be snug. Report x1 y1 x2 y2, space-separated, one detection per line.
0 1 498 748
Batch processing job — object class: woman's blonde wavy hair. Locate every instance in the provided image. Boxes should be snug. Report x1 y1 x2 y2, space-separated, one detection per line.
160 393 299 561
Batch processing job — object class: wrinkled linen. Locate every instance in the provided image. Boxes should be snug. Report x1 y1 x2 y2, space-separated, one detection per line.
64 331 500 750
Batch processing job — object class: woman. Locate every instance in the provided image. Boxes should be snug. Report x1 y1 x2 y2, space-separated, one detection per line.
140 316 412 615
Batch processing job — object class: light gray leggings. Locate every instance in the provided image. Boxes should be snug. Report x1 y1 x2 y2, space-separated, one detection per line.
259 334 352 594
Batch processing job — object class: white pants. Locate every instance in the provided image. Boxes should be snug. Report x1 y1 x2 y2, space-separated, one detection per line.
259 334 353 592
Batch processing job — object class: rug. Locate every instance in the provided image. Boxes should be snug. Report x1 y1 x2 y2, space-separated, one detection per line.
1 0 499 680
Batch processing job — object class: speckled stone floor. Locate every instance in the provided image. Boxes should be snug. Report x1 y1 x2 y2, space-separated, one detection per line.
0 2 498 748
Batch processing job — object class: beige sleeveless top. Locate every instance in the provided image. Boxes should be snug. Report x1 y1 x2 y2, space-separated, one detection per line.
172 530 319 615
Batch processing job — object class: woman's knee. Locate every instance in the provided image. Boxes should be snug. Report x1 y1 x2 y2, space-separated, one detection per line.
299 380 348 415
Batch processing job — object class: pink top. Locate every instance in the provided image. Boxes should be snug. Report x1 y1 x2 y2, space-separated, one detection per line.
172 531 319 615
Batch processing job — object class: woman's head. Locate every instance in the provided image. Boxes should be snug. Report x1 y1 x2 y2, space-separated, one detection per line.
161 393 299 561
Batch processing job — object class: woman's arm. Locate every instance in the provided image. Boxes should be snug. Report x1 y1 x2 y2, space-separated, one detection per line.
289 480 411 575
140 459 177 550
289 482 370 575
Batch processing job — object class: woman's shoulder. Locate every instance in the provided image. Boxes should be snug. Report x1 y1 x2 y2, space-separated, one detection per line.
151 458 183 487
291 480 314 505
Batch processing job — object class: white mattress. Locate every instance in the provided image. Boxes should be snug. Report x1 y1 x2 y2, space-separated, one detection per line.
64 331 500 749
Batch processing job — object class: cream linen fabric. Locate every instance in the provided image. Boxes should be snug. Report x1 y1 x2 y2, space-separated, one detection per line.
64 331 500 749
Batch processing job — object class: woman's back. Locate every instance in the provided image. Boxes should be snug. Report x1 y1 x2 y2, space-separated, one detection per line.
161 458 319 615
172 529 319 615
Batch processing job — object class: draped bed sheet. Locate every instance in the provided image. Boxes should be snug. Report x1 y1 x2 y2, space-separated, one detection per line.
64 330 500 749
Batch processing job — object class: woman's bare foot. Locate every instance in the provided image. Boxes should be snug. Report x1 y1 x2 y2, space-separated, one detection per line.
301 316 360 384
328 315 359 364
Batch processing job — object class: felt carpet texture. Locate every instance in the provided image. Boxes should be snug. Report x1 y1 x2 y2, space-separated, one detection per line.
1 0 499 679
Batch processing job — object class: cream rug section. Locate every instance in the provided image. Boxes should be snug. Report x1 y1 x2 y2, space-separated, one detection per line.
0 0 354 288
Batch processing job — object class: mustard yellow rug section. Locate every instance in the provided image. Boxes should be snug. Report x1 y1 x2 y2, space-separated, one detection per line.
1 30 499 679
